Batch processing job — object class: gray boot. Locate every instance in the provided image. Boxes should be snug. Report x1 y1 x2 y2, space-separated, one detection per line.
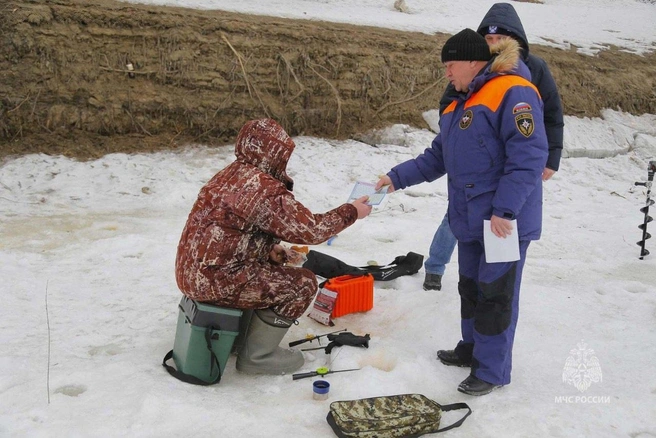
235 308 304 375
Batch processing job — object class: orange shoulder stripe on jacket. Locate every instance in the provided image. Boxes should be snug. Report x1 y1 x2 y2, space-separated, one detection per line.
464 75 540 112
443 100 458 115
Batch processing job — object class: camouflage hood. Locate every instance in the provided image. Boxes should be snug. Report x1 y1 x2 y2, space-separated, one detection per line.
234 118 295 191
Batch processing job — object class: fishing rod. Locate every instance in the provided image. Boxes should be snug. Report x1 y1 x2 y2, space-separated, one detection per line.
288 329 347 347
292 366 360 381
301 332 371 353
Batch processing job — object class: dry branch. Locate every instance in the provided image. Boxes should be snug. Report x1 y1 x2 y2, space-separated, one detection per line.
7 94 31 113
308 62 342 136
277 54 305 101
99 66 158 75
220 33 271 117
375 78 444 115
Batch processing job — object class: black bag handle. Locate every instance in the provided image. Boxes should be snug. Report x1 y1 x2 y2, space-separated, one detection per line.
162 325 223 386
436 402 472 432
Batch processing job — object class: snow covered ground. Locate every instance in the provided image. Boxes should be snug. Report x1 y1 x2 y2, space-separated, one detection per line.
2 108 655 437
2 0 656 437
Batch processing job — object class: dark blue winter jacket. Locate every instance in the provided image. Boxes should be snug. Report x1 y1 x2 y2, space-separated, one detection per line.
389 40 548 242
440 2 564 171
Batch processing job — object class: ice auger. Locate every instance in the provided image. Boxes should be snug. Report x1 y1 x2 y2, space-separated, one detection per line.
635 161 655 259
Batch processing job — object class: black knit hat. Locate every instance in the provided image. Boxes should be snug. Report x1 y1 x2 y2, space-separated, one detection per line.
441 28 492 63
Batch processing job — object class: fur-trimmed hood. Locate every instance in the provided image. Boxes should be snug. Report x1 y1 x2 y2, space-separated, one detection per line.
468 37 530 95
489 38 521 74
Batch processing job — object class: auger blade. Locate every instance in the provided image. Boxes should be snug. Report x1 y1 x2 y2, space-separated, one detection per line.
636 234 651 246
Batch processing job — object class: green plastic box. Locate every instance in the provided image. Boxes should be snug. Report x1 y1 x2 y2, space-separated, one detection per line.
172 296 242 383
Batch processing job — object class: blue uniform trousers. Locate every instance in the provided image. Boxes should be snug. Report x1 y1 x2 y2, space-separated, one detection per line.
456 239 530 385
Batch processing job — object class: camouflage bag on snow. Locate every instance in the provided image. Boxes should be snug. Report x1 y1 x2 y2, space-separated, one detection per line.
326 394 471 437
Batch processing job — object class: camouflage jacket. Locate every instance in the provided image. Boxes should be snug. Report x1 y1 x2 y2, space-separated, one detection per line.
175 119 358 301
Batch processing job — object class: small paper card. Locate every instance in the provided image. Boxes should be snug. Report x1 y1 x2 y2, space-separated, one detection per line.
483 219 520 263
347 181 388 206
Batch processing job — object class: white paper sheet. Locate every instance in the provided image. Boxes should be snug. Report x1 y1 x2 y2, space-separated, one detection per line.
483 219 520 263
347 181 388 206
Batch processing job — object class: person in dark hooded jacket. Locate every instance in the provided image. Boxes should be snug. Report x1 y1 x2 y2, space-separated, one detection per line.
422 2 565 292
175 118 372 375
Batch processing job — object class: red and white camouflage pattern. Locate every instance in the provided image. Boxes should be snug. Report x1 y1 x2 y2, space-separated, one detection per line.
175 119 358 319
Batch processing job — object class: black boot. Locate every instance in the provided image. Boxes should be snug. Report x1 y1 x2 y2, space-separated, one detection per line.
423 273 442 291
457 374 501 396
436 350 471 367
436 343 473 367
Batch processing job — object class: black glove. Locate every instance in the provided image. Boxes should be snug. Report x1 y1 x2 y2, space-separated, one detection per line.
324 332 371 354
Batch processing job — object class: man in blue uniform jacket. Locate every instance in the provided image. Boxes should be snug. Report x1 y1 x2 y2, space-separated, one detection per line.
376 29 548 395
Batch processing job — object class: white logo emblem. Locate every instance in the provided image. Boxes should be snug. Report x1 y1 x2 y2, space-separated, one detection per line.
562 341 602 392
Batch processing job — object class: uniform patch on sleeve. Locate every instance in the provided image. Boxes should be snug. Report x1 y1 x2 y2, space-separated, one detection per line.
513 102 532 114
459 110 473 130
515 113 535 137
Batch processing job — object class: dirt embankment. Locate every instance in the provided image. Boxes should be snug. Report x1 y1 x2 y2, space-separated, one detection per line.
1 0 655 160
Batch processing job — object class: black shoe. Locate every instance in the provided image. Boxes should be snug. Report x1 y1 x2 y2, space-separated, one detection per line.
437 349 472 367
423 273 442 291
457 375 501 396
